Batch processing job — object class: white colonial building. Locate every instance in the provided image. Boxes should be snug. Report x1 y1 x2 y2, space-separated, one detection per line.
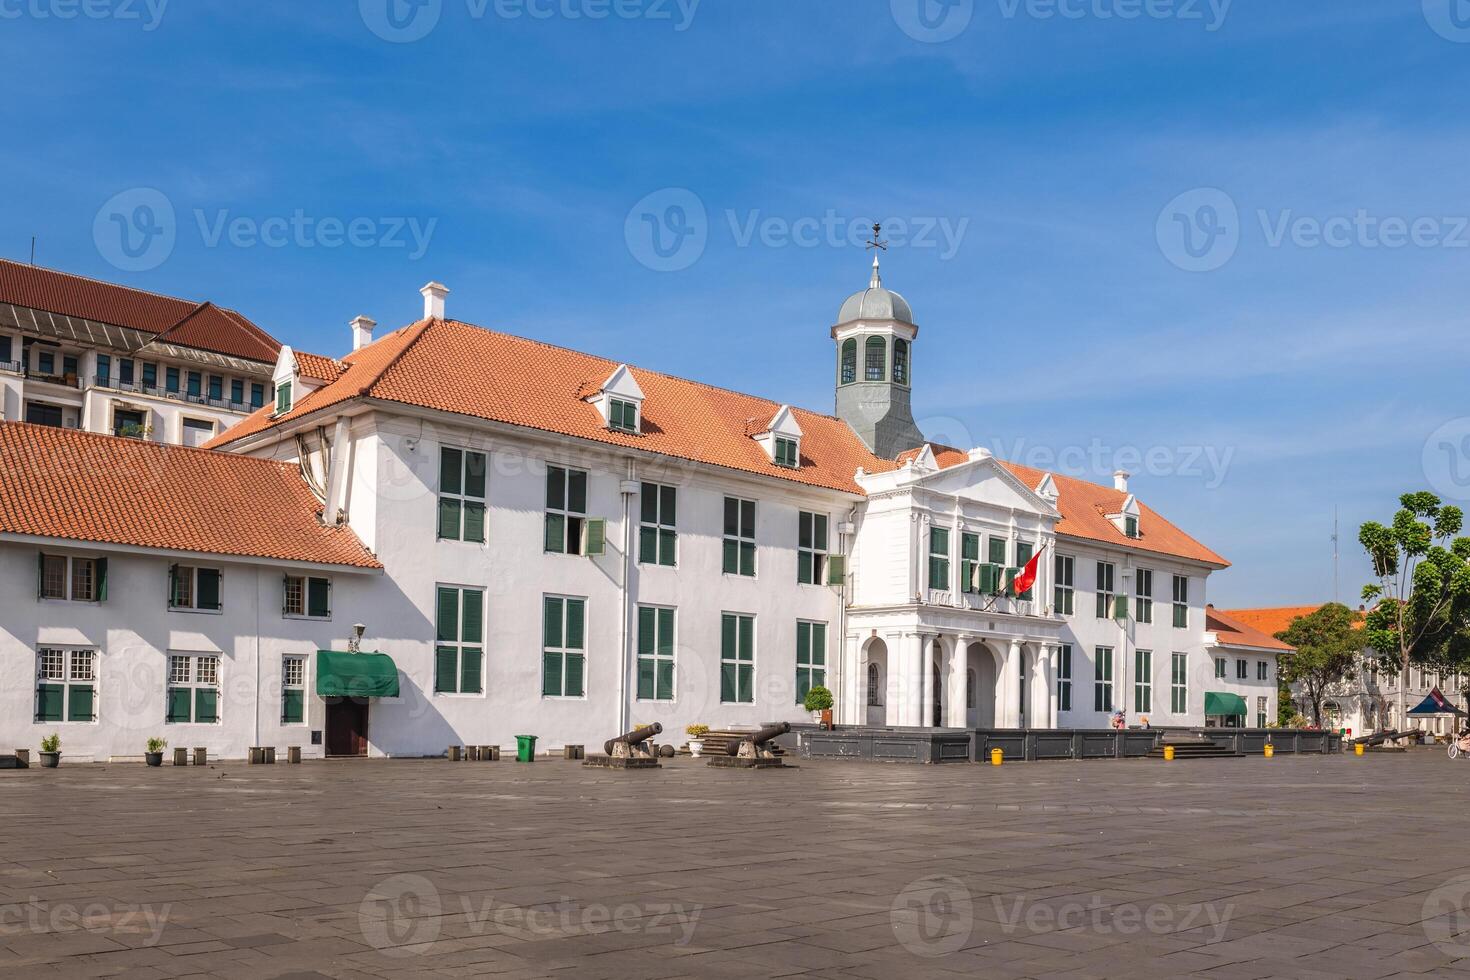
1 260 1260 760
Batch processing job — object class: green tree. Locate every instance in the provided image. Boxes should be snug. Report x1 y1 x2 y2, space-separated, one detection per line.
1359 492 1470 728
1276 603 1361 727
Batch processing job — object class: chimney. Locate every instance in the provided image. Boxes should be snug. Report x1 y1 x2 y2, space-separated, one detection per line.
350 315 376 352
1113 470 1130 493
420 281 450 320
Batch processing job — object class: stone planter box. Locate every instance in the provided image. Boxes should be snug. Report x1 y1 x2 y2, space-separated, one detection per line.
800 727 971 764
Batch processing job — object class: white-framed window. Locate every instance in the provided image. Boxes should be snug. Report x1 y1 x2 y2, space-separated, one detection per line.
928 526 951 591
435 586 485 695
1215 657 1226 678
275 381 292 415
1095 562 1115 619
1135 568 1153 624
1236 658 1247 680
35 648 97 723
1125 515 1140 538
867 661 883 707
608 397 639 433
637 605 676 701
720 612 754 704
166 654 221 724
639 483 677 567
1171 652 1188 713
1094 646 1114 713
1172 575 1189 628
282 656 307 724
798 512 829 585
1054 554 1075 615
774 436 799 468
283 575 331 619
795 621 827 703
1134 649 1153 713
1256 696 1268 729
544 465 588 555
1257 660 1268 681
722 497 756 576
1057 644 1073 712
38 554 105 602
170 565 222 612
438 447 487 543
542 595 586 698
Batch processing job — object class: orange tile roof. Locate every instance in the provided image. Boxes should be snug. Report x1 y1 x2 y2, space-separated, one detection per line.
1219 604 1365 641
0 260 280 364
1206 606 1295 652
206 318 1227 564
0 422 380 569
295 351 346 383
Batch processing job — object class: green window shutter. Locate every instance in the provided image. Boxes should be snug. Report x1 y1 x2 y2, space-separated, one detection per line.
166 687 191 723
440 447 462 495
659 528 676 566
796 622 811 665
282 688 305 724
656 659 674 700
739 542 755 577
813 624 827 664
195 688 219 723
566 599 585 649
661 485 676 524
720 662 737 703
737 615 753 660
721 614 736 660
638 607 656 657
1113 594 1129 620
68 684 94 722
197 568 221 610
639 526 657 563
568 470 587 514
437 588 459 643
826 554 846 585
168 564 178 606
543 597 563 648
464 452 486 498
36 551 44 600
96 557 108 602
798 551 813 585
541 651 560 696
463 501 486 543
739 664 753 703
637 656 655 701
565 653 585 697
546 466 565 510
307 578 331 618
461 590 484 644
545 514 565 553
583 518 607 557
460 648 483 694
657 608 674 655
438 497 462 540
722 539 738 574
36 683 63 722
435 646 459 693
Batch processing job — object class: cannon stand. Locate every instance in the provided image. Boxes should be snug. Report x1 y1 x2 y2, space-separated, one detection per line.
708 722 791 769
585 723 663 770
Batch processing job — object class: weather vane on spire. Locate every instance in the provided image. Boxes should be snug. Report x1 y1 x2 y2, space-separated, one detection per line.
865 222 887 252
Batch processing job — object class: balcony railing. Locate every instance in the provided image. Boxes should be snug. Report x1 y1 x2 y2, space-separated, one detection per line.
89 376 260 413
25 371 83 389
0 360 21 375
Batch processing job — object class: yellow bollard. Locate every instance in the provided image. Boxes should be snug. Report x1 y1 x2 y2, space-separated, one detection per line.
1264 744 1274 759
990 748 1003 766
1355 743 1365 756
1164 745 1175 761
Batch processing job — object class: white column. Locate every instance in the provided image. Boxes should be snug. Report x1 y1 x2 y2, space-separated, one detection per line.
1048 645 1060 728
921 636 936 728
1031 645 1054 730
901 632 925 727
1000 639 1022 728
842 634 862 726
948 636 971 728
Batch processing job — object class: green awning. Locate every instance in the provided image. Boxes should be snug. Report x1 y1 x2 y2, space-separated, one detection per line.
1204 691 1248 717
316 651 400 698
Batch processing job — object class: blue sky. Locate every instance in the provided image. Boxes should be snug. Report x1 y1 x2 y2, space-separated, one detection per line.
5 0 1468 607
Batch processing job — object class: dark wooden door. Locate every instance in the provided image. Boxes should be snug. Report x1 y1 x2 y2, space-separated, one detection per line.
326 699 368 756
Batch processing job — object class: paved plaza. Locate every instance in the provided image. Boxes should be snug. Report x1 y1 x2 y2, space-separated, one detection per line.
2 750 1469 978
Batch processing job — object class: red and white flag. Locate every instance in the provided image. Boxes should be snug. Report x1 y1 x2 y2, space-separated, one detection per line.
1012 545 1046 596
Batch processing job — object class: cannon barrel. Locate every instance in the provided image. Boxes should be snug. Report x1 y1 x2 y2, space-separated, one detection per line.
725 721 790 755
603 722 662 755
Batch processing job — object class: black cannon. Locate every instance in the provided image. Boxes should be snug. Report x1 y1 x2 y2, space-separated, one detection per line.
585 722 663 770
710 721 791 769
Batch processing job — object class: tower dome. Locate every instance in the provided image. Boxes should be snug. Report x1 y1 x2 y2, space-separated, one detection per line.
836 256 914 326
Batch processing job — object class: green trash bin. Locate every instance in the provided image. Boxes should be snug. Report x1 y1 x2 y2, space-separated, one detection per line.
515 735 537 762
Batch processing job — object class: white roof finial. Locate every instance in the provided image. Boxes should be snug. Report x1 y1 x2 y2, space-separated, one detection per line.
870 253 882 288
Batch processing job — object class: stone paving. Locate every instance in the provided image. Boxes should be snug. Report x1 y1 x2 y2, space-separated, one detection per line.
2 749 1470 978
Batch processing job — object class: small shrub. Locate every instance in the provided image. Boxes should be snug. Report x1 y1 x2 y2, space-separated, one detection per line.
39 734 60 753
686 724 709 738
803 686 834 712
146 737 167 753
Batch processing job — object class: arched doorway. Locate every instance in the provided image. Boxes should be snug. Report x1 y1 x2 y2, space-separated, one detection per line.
966 641 1000 728
863 637 889 727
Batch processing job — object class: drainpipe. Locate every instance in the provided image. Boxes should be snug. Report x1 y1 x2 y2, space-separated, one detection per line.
617 463 637 734
254 566 262 752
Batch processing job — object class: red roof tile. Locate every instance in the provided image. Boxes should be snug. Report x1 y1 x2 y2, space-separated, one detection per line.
0 422 379 569
294 351 347 383
0 260 280 364
1218 604 1365 640
1207 606 1294 652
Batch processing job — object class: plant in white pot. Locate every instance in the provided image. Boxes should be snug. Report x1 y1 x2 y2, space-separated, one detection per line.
145 737 167 767
39 733 60 768
804 686 835 728
686 724 709 757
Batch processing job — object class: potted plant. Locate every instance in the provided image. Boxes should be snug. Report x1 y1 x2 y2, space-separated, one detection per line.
38 734 60 768
804 686 835 728
686 724 709 757
145 737 167 767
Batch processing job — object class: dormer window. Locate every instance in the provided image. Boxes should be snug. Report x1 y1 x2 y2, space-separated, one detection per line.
1109 494 1141 539
609 397 639 433
1125 515 1139 538
774 437 799 468
275 382 293 415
